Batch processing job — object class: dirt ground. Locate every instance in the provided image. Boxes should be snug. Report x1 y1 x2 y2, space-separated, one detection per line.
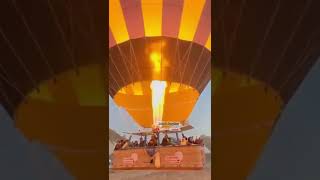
109 168 211 180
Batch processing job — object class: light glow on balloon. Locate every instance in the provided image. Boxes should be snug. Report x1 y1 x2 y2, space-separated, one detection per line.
150 52 162 72
150 80 167 125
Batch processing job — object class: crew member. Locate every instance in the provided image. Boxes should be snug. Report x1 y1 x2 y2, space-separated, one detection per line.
161 133 170 146
148 134 158 146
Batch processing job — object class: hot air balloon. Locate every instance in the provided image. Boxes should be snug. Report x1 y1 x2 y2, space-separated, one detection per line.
109 0 211 129
213 0 320 179
109 0 211 169
0 0 107 179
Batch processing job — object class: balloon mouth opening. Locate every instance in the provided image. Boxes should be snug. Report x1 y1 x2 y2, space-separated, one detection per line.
115 81 198 96
113 80 200 128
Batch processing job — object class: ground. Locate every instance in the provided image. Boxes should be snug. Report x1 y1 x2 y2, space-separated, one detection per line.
109 168 211 180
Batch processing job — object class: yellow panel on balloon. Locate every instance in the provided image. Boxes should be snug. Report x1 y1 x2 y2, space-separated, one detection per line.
205 33 211 51
109 0 129 44
179 0 206 41
141 0 163 37
71 65 106 106
162 89 199 122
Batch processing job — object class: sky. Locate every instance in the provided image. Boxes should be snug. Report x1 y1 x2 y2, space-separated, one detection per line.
109 81 211 137
248 58 320 180
0 106 73 180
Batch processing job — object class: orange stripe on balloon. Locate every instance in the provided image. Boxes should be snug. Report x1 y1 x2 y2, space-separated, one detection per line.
162 0 184 38
193 0 211 47
109 0 129 44
120 0 145 39
178 0 206 41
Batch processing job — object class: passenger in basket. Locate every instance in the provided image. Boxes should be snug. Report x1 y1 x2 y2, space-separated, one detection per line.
187 136 194 145
148 134 158 146
182 133 187 139
168 137 173 145
180 137 187 145
161 133 170 146
133 140 139 147
139 136 145 147
114 140 122 150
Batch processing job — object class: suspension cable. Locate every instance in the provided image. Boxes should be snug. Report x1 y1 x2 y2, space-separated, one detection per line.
0 27 38 92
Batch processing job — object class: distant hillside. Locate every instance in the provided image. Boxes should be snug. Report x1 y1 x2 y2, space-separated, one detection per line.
200 135 211 151
109 129 123 143
109 129 124 155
